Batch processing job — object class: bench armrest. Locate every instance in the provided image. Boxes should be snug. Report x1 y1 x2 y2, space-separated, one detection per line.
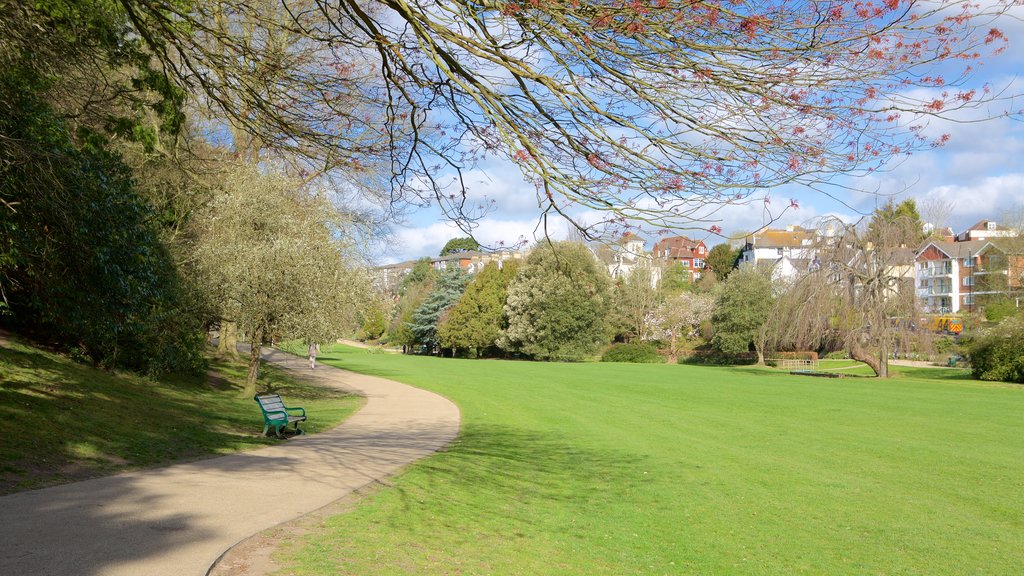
262 409 289 420
285 406 306 417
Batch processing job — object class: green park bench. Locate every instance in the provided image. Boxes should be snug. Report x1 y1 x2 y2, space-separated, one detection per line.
254 393 307 437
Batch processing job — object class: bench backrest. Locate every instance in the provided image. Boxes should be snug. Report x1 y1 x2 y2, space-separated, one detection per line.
255 394 287 419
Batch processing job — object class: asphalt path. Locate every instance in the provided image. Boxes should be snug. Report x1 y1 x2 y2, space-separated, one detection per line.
0 347 460 576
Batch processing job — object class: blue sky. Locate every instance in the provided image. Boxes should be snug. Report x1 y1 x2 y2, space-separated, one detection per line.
375 7 1024 264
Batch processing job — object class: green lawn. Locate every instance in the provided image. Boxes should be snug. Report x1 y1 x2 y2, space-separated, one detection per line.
0 338 362 494
278 345 1024 575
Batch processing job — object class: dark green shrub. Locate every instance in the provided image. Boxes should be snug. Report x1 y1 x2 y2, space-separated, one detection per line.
984 298 1020 323
969 316 1024 383
601 343 664 364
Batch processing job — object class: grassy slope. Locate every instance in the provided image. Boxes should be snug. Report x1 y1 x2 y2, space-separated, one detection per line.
280 346 1024 575
0 338 362 494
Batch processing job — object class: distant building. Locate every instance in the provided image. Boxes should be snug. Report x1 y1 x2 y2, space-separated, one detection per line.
954 220 1018 242
651 235 708 281
594 233 661 285
739 225 817 281
915 239 987 313
915 220 1022 313
372 250 523 294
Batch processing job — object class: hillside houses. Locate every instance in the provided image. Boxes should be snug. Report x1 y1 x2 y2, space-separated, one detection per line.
373 219 1022 315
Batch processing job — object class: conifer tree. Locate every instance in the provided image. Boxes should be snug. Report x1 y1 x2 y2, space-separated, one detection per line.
439 261 520 357
409 266 470 353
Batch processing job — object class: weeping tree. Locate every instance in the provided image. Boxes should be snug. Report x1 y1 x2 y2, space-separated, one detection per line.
193 163 370 396
763 216 919 377
110 0 1017 235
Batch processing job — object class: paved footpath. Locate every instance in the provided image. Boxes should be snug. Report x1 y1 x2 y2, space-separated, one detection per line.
0 348 460 576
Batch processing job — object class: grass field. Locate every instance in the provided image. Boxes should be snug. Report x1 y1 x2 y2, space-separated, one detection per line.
277 345 1024 575
0 338 362 494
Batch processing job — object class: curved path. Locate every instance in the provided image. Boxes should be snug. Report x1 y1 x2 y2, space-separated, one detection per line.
0 348 460 576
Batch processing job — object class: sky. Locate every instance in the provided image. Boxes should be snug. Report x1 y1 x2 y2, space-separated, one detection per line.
373 5 1024 265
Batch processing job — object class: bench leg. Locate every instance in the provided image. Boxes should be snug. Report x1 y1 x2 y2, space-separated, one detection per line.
262 423 269 437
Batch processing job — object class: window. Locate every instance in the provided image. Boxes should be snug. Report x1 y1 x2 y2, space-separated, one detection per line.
680 260 690 267
694 258 705 268
963 295 974 305
698 246 705 254
987 221 997 230
963 257 973 267
963 276 974 287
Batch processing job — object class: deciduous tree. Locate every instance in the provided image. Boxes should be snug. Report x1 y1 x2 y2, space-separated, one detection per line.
193 163 369 396
646 292 716 363
706 244 741 281
440 237 481 256
763 216 918 377
115 0 1019 233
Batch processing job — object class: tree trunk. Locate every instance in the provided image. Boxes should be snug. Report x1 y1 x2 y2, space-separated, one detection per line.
755 346 765 366
850 342 882 377
218 320 239 358
244 330 262 398
878 340 889 378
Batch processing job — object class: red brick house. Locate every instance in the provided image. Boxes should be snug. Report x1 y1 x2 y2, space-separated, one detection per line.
651 235 708 280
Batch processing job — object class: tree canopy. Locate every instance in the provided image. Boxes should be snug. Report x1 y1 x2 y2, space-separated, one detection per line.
711 266 774 362
102 0 1022 233
501 242 612 361
706 244 741 281
409 266 471 352
193 163 370 394
439 260 520 356
440 237 481 256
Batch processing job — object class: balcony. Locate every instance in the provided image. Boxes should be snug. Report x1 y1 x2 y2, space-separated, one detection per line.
918 264 954 278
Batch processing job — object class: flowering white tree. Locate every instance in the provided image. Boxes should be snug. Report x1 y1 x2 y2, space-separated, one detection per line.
646 292 716 363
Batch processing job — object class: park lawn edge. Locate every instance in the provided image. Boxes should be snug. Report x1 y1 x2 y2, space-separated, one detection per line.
0 336 364 495
268 344 1023 576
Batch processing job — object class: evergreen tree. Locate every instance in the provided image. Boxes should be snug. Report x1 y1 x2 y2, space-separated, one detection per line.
867 199 925 247
706 244 742 281
409 266 470 353
439 260 520 357
501 242 612 361
711 267 774 363
439 237 480 256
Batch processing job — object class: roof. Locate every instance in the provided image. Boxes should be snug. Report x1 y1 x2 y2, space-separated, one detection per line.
964 219 1014 232
975 238 1024 256
747 227 815 248
917 239 987 259
652 235 704 258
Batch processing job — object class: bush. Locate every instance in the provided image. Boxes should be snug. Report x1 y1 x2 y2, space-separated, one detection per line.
984 299 1020 324
933 336 956 355
823 350 850 360
679 350 757 365
969 316 1024 383
601 343 664 364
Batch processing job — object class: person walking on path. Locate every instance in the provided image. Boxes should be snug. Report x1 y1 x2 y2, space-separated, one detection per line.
308 342 320 369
